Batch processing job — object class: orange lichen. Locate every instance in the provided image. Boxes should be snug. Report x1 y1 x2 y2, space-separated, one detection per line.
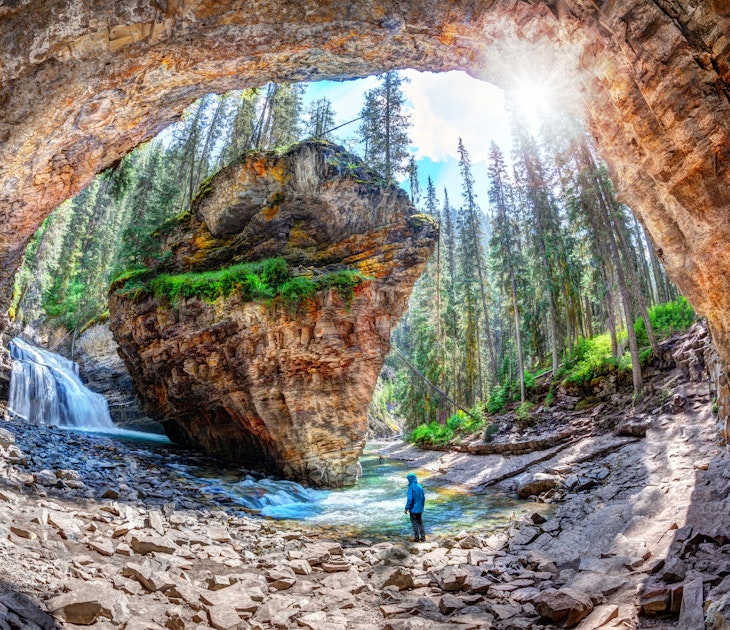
262 205 279 220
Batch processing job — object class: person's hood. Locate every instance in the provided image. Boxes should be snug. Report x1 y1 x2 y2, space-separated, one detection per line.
407 473 418 485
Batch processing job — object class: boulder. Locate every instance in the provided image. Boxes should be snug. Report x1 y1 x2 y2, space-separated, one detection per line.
516 473 560 498
535 588 594 627
46 582 126 625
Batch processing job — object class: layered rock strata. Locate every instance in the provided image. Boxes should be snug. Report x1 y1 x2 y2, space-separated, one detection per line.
108 143 436 487
76 324 163 434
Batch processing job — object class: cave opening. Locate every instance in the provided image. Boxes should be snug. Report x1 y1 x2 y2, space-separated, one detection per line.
1 1 729 472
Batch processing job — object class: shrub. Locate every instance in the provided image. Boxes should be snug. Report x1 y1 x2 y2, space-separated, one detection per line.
112 256 368 311
487 383 510 414
278 276 318 309
635 296 695 345
261 257 290 290
410 421 454 446
562 333 613 386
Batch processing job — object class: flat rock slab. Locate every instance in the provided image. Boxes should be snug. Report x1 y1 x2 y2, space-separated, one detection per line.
45 582 120 625
130 534 177 554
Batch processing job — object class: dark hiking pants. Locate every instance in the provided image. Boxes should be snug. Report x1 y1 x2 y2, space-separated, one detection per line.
409 512 425 540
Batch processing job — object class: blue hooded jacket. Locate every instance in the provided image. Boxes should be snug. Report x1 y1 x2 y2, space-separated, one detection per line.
405 473 425 513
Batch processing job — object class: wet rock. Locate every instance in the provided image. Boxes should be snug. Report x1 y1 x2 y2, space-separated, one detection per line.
0 428 15 448
535 588 594 627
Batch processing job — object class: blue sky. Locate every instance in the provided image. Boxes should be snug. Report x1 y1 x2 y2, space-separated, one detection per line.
302 70 533 214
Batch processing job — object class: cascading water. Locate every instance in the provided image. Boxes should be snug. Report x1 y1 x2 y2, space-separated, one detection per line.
8 337 115 429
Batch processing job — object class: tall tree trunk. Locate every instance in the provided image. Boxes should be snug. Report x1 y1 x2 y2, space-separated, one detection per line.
594 188 643 395
510 264 526 402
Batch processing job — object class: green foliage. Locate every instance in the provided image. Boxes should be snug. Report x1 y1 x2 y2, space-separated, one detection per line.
109 266 150 288
562 333 614 386
278 269 369 310
487 383 510 414
261 257 290 289
278 276 318 309
112 257 368 311
635 296 695 345
544 388 555 408
409 404 487 447
410 422 453 446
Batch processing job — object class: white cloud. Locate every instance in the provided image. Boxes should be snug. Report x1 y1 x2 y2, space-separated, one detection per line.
402 70 513 165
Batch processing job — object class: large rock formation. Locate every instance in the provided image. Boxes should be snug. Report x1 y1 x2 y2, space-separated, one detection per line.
1 1 728 422
108 143 436 486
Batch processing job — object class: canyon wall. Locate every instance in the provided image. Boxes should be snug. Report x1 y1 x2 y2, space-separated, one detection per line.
108 143 436 486
0 0 728 425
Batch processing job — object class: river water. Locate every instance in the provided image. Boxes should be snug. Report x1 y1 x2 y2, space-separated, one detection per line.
172 445 539 540
7 338 542 540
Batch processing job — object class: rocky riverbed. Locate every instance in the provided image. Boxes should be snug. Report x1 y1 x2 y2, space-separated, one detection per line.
0 325 727 629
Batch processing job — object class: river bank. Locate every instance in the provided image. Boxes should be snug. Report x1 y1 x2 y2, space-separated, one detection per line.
0 325 727 628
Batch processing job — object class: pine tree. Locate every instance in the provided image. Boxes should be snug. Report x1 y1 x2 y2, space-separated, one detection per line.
488 142 526 402
357 71 412 183
303 97 336 140
457 138 498 388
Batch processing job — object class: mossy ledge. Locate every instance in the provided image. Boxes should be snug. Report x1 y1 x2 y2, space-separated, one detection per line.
110 257 371 311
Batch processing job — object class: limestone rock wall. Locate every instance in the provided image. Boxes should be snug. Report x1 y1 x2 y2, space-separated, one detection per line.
0 0 728 423
75 324 164 434
108 143 436 486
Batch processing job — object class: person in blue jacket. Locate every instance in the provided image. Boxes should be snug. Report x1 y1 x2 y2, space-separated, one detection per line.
404 473 426 541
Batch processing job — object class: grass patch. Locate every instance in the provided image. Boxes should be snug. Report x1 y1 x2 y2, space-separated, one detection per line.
111 257 370 310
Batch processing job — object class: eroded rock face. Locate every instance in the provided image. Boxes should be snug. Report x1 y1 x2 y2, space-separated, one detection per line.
0 1 728 418
108 143 436 486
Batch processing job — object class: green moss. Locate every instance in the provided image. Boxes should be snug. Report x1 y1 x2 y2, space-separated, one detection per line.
408 213 438 229
148 262 276 304
152 210 192 239
278 269 371 311
191 174 215 207
112 256 370 311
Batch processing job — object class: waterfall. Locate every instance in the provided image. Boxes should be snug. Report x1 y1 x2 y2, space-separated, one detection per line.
8 337 115 429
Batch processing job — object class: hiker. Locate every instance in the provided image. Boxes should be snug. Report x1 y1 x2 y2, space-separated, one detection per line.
404 473 426 541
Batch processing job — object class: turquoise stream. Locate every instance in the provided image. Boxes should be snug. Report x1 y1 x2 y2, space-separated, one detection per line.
171 445 540 541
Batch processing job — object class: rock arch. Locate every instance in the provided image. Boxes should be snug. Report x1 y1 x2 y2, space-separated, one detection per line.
1 1 728 405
